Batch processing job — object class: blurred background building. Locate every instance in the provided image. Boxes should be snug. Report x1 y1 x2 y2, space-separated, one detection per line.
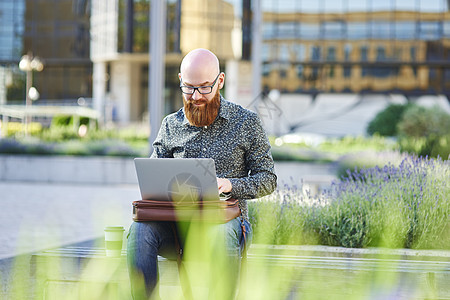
0 0 92 105
0 0 449 135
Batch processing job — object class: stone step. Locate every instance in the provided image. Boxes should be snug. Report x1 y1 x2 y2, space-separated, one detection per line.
30 244 450 300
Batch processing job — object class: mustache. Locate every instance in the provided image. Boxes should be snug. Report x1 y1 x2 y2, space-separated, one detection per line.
186 98 207 104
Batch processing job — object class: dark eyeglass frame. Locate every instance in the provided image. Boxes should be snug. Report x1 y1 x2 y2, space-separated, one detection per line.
179 73 221 95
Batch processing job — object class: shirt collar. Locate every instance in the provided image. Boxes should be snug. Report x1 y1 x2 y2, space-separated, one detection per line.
181 95 232 126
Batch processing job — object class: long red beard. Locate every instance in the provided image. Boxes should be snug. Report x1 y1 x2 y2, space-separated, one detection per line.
184 90 221 127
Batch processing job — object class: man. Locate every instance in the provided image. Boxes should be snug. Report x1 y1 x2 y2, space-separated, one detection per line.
127 48 277 299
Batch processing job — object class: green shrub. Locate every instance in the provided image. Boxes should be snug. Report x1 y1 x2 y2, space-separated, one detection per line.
0 138 27 154
399 135 450 159
397 105 450 138
39 126 80 141
319 135 397 154
396 105 450 158
0 138 54 155
51 115 72 127
271 146 335 162
366 103 411 136
51 115 98 130
54 140 90 156
4 122 42 137
249 187 321 245
84 139 144 157
0 138 148 157
250 155 450 249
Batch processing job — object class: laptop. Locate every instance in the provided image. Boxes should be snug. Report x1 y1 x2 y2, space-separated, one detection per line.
134 158 228 203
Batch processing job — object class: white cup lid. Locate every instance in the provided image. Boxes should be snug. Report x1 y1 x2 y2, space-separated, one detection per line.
104 225 125 231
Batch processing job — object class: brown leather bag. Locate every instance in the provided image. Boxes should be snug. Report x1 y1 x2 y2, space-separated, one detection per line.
132 198 241 223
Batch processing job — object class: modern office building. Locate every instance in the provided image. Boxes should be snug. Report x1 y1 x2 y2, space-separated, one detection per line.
0 0 92 106
260 0 450 98
1 0 449 129
90 0 242 124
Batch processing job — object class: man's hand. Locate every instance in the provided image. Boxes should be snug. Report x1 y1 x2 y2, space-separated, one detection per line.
217 178 232 194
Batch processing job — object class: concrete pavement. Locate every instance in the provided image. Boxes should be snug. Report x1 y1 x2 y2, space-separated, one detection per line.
0 181 139 260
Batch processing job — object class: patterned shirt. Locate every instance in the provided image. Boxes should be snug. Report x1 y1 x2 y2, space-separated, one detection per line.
151 96 277 221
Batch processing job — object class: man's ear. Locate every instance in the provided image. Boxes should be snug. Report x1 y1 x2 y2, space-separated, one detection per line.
219 72 225 89
178 73 182 81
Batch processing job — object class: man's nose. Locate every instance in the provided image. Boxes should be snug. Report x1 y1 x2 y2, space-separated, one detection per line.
191 89 202 100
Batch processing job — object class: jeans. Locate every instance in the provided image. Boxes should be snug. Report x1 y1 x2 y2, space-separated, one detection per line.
127 217 252 300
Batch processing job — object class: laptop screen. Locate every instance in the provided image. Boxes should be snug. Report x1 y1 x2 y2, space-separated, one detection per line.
134 158 221 202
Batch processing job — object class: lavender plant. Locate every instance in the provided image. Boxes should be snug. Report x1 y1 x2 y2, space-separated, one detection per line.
250 155 449 249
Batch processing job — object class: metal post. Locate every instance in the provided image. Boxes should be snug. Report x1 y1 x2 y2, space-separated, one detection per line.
174 0 181 53
242 0 252 60
1 115 8 138
149 0 167 155
25 69 32 135
251 0 262 102
19 52 43 136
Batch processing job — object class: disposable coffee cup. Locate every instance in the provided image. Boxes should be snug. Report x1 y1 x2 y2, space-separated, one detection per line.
104 226 125 257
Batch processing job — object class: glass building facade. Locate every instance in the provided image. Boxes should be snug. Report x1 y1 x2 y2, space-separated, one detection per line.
90 0 242 123
260 0 450 96
0 0 92 104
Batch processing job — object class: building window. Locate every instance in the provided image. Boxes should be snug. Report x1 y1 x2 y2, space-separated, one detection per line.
329 66 335 78
343 66 351 78
376 46 386 61
278 22 296 40
444 68 450 90
360 46 368 61
262 63 271 77
347 22 368 40
311 46 321 61
279 43 290 62
297 65 304 77
419 21 442 40
323 21 345 40
395 21 416 40
262 43 270 61
370 21 392 40
294 44 306 62
326 46 336 61
344 44 352 61
410 47 416 61
444 21 450 38
360 46 369 77
300 23 320 39
263 23 276 39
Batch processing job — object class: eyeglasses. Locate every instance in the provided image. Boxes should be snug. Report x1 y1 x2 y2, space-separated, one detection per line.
179 73 221 95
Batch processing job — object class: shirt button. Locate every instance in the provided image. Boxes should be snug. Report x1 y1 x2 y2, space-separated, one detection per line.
203 148 207 152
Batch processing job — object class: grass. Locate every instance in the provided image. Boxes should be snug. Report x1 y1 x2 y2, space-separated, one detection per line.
0 137 149 157
1 125 397 163
0 123 150 157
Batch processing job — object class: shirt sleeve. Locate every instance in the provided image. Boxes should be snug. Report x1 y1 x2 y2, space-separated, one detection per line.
228 113 277 199
150 117 172 158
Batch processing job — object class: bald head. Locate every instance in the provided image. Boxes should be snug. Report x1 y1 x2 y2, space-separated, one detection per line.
179 48 221 85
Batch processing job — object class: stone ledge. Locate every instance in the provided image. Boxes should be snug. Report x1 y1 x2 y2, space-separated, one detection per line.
30 243 450 299
0 155 137 184
250 244 450 260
